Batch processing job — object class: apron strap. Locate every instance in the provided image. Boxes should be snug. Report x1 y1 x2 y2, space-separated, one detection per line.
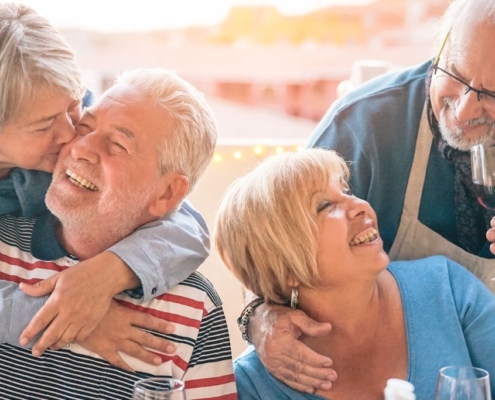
402 107 432 216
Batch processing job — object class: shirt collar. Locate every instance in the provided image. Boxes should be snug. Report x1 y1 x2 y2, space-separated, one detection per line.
31 212 70 261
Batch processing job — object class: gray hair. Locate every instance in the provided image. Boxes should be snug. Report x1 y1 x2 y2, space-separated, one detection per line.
0 3 84 130
116 68 217 197
432 0 495 56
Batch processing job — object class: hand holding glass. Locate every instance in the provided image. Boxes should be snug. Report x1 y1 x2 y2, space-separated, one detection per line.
132 377 186 400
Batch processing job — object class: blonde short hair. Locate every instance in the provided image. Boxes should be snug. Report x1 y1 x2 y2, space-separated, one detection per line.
116 68 217 201
215 148 349 304
0 3 84 130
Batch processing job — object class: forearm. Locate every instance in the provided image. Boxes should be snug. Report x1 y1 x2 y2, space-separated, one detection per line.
0 281 47 346
109 199 210 302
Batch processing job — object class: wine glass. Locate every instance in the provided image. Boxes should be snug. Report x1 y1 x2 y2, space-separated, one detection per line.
132 377 186 400
434 366 491 400
471 142 495 210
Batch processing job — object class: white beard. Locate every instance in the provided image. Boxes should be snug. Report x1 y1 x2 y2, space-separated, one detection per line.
437 97 495 151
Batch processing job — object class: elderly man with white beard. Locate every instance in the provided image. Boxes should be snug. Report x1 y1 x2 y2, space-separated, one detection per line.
0 68 236 400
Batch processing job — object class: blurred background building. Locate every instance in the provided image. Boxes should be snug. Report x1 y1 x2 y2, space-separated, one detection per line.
25 0 450 357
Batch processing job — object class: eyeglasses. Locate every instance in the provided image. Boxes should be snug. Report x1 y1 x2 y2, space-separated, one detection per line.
433 31 495 109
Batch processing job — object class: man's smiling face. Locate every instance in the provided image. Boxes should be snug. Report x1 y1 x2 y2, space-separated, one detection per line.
46 83 175 237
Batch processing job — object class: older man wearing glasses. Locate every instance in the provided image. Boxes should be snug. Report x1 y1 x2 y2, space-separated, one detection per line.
232 0 495 396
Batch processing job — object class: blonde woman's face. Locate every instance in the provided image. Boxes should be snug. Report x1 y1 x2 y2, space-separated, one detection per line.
312 176 389 287
0 86 81 173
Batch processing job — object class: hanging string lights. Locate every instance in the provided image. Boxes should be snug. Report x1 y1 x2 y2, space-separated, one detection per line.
212 144 305 163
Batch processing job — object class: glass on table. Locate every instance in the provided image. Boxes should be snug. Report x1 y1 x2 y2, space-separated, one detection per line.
434 366 491 400
132 377 186 400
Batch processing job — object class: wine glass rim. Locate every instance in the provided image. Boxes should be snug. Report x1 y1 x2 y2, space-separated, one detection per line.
439 365 490 379
133 377 185 393
471 141 495 151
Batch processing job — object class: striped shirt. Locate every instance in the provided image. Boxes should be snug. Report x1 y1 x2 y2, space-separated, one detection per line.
0 215 237 400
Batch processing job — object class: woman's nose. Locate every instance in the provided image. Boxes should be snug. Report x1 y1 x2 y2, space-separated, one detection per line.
54 114 77 145
346 196 372 219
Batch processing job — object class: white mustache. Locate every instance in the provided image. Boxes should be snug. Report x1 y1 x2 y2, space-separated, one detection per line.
443 97 495 126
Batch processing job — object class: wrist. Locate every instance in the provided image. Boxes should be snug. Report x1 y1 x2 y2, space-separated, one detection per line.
98 251 140 294
237 298 265 344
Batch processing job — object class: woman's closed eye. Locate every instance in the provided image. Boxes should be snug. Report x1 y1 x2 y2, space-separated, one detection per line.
317 200 332 213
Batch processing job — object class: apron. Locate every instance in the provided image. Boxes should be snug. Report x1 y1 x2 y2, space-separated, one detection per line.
389 108 495 292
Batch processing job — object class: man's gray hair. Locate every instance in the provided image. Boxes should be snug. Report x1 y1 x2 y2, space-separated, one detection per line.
433 0 495 56
116 68 217 196
0 3 84 131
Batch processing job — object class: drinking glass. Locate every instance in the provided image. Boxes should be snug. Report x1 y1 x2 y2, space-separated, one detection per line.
132 377 186 400
471 142 495 210
434 366 491 400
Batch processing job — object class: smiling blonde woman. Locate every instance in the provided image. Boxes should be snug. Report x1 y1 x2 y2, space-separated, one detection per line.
215 148 495 400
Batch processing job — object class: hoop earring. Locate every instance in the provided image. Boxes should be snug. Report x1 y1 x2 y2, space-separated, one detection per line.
290 287 299 309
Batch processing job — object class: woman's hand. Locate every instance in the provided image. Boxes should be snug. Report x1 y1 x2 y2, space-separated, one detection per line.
73 300 175 371
19 251 140 356
249 303 337 393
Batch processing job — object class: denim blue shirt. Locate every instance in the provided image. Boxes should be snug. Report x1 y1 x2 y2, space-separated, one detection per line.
234 257 495 399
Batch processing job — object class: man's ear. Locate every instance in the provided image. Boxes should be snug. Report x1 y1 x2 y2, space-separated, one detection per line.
148 173 189 217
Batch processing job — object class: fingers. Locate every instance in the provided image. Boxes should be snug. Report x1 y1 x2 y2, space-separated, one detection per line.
132 329 175 354
487 227 495 242
267 353 337 392
20 274 59 297
131 311 175 335
34 321 81 355
120 341 164 366
289 311 332 338
101 351 135 372
20 306 57 347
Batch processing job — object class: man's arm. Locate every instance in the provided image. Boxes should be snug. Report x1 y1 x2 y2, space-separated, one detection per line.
20 200 209 353
0 280 45 345
109 199 209 301
248 302 336 393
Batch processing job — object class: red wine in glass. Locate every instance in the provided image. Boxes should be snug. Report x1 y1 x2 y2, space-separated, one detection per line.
473 182 495 210
471 143 495 211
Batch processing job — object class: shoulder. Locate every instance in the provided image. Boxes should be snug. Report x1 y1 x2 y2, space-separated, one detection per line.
388 256 488 301
333 61 430 113
389 255 479 281
234 348 315 399
234 348 275 399
308 61 430 147
180 271 223 310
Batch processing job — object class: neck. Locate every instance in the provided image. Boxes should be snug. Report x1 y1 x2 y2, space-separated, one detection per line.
55 221 124 260
298 272 389 340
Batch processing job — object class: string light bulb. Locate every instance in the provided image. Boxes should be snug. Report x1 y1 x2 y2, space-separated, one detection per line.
213 153 222 162
254 146 263 155
234 151 243 159
275 146 284 155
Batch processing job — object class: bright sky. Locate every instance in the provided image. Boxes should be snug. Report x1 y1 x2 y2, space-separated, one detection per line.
13 0 374 32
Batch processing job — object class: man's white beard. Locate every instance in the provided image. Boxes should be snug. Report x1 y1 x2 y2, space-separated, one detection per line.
46 179 155 248
438 97 495 151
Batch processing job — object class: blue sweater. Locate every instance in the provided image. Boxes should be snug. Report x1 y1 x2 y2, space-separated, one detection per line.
234 257 495 399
